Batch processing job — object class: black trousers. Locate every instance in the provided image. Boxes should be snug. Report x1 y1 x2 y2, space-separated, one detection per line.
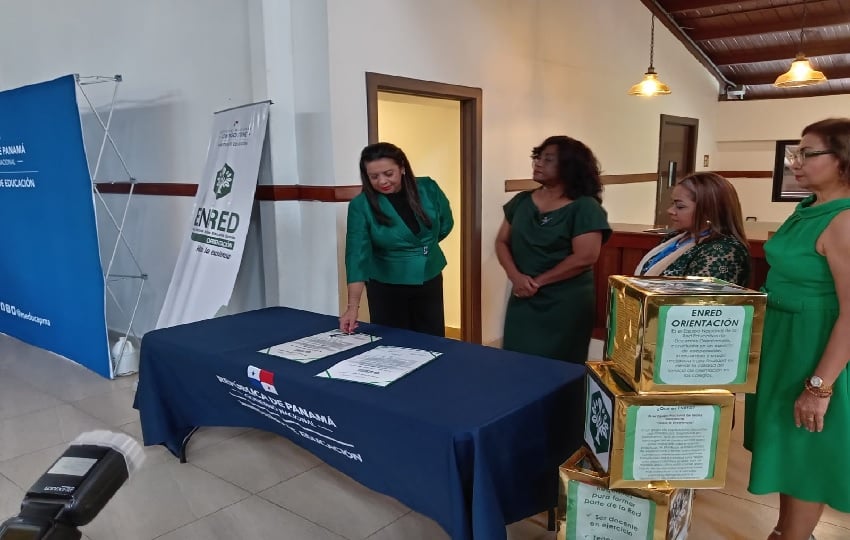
366 274 445 337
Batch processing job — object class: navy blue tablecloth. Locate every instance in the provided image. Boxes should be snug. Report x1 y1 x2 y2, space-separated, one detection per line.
134 307 585 540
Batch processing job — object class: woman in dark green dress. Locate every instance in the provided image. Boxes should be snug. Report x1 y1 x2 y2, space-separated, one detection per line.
745 119 850 540
495 135 611 363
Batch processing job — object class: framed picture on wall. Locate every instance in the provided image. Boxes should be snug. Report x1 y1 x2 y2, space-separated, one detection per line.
771 139 810 202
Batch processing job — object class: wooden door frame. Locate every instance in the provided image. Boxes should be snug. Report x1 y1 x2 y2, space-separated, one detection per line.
655 114 699 223
366 72 482 344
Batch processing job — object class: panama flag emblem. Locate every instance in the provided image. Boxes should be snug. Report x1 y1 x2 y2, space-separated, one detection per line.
247 365 278 395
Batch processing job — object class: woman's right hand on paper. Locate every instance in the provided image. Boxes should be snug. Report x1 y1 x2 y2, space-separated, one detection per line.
339 306 359 334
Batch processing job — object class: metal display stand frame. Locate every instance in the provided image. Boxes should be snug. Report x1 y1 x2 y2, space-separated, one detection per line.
75 74 147 377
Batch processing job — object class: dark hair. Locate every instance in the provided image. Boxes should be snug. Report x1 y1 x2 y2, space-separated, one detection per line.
358 142 432 227
531 135 603 202
801 118 850 182
676 172 748 248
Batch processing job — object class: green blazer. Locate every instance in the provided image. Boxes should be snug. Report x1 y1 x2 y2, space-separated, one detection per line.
345 176 454 285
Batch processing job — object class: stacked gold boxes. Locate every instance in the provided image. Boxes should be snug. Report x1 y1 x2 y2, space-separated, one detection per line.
556 275 766 539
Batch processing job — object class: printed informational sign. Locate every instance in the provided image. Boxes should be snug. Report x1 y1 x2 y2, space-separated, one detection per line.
623 405 720 481
655 305 753 385
0 75 110 377
157 101 270 329
567 480 655 540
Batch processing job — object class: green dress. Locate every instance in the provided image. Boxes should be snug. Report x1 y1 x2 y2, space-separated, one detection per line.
660 235 751 287
502 192 611 363
744 195 850 511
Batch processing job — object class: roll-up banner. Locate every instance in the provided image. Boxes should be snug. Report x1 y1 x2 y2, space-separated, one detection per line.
0 75 111 378
156 101 270 329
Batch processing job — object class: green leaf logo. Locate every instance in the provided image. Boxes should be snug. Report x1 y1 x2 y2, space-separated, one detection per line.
214 163 235 199
589 391 611 453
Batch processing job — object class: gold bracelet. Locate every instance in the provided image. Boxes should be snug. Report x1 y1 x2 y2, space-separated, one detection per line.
804 379 833 398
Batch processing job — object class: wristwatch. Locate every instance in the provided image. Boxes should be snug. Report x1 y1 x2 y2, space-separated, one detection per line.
808 375 832 390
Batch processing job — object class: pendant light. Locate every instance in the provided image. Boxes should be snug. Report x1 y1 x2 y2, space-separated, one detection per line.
629 16 671 96
774 3 827 88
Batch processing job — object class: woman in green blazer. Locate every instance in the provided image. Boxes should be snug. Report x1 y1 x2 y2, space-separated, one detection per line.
340 142 454 336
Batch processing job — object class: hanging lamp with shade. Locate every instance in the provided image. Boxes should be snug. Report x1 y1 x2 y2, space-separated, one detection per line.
629 15 671 96
774 3 827 88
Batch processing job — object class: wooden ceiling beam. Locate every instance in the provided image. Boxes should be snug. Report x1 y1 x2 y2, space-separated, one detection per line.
712 38 850 65
663 0 757 12
689 13 850 41
665 0 824 15
731 65 850 86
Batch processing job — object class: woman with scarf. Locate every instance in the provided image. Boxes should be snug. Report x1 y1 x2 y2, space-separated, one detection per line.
635 172 750 286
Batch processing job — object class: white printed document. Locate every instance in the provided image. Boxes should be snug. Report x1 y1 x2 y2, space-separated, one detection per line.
259 330 380 363
317 346 441 386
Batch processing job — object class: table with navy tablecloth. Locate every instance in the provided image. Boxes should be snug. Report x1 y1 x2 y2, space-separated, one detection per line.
134 307 585 540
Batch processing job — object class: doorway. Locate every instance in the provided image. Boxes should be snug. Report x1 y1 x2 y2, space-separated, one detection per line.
655 115 698 227
366 73 482 343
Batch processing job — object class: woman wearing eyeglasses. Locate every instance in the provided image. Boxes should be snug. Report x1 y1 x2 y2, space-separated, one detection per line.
634 172 750 286
745 118 850 540
495 135 611 364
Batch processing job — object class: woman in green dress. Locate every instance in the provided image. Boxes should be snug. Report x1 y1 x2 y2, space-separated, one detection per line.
495 135 611 363
744 118 850 540
635 172 750 286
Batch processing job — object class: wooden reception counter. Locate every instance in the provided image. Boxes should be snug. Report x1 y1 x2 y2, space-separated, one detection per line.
590 223 775 340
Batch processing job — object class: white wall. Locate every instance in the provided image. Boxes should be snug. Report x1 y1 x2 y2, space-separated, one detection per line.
253 0 343 318
325 0 722 344
603 183 659 225
716 94 850 142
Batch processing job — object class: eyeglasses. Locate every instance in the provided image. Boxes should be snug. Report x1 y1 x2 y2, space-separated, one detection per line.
785 148 834 165
531 155 557 165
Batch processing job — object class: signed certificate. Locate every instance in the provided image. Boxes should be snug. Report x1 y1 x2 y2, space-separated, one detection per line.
317 346 441 386
260 330 379 363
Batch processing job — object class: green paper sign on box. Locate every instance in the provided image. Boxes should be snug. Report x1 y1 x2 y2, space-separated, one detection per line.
556 447 694 540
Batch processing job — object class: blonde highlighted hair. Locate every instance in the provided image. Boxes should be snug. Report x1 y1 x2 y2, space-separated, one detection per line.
676 172 748 248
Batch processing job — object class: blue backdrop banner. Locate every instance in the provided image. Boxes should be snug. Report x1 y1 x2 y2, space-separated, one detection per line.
0 75 110 377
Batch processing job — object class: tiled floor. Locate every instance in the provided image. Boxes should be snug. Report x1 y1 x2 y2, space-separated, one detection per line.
1 333 848 539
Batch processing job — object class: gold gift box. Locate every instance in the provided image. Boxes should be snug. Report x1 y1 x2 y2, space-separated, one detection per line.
557 447 694 540
605 275 766 394
584 361 734 489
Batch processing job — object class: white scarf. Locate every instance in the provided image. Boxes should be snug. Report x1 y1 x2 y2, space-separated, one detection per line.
634 232 696 276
